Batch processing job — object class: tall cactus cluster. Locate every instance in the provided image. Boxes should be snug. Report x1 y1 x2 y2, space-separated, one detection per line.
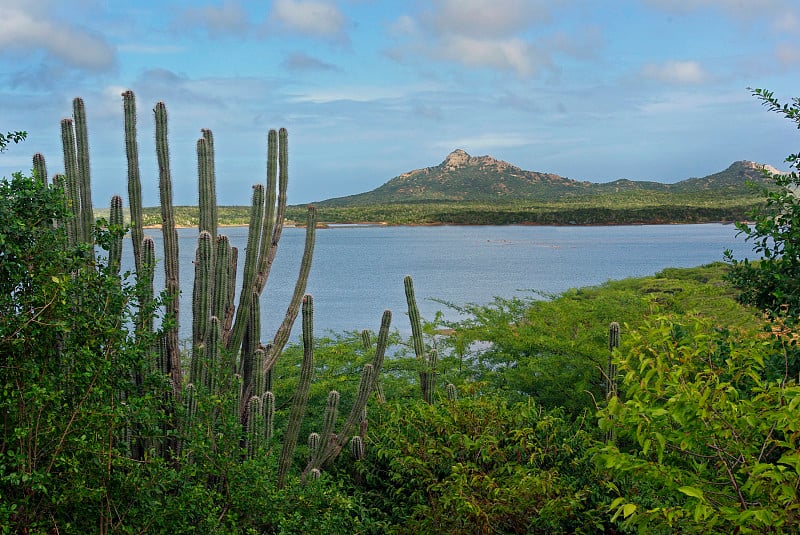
31 91 389 486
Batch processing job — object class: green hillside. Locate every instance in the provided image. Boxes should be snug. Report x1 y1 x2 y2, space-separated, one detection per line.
125 155 775 227
286 154 774 225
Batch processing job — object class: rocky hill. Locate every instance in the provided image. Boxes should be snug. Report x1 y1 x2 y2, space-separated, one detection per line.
316 151 778 206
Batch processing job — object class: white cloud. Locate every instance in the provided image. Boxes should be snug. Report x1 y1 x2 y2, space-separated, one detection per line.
641 60 710 85
183 0 250 37
425 0 557 38
0 3 115 71
437 36 546 77
282 51 339 71
775 42 800 66
271 0 346 39
389 0 572 77
773 11 800 32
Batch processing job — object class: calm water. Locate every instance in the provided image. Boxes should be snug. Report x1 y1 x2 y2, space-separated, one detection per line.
123 224 754 341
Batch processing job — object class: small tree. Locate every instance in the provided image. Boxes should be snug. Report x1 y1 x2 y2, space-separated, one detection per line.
726 89 800 324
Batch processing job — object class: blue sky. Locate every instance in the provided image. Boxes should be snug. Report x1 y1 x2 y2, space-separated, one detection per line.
0 0 798 206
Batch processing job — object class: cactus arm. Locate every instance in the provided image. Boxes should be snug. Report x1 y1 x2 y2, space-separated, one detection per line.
108 195 124 275
33 153 48 185
197 130 218 240
254 129 278 294
262 205 316 372
226 185 265 353
122 90 144 275
60 119 80 246
276 295 315 488
154 101 182 392
405 275 436 402
72 98 94 248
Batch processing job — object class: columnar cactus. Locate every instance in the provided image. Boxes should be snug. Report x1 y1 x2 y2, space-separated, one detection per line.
40 91 383 487
108 195 124 276
197 129 217 240
606 322 620 399
191 231 214 378
60 120 80 246
404 275 436 403
446 383 458 401
154 101 182 393
33 153 47 185
277 295 316 488
350 435 365 461
122 90 144 275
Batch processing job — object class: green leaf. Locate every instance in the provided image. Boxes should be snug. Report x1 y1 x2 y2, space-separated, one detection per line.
678 486 705 500
622 503 637 518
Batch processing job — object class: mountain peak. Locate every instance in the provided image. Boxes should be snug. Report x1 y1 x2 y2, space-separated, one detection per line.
731 160 782 175
442 149 471 168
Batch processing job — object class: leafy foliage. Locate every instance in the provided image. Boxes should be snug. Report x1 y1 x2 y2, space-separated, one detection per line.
595 317 800 534
431 263 761 416
358 395 609 534
0 130 26 152
727 89 800 324
0 173 169 532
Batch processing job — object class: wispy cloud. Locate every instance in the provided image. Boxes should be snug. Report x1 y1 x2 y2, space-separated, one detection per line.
640 60 711 85
269 0 347 40
0 0 115 71
775 42 800 66
182 0 251 38
282 51 340 71
388 0 588 78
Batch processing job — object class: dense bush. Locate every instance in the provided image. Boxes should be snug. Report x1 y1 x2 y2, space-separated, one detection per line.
596 317 800 534
357 394 612 534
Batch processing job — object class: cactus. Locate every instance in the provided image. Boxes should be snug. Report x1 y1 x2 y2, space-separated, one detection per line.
306 309 391 474
263 390 275 446
40 91 387 489
605 322 620 444
606 322 620 400
60 119 80 246
277 295 316 488
226 185 265 353
197 129 217 240
72 98 94 248
307 432 321 462
404 275 436 403
191 231 214 384
154 101 182 393
350 435 365 461
446 383 458 401
108 195 124 275
319 390 340 453
245 395 263 458
32 152 48 185
122 90 144 275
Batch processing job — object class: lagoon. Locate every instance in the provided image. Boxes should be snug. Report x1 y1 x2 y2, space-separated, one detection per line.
127 224 754 341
